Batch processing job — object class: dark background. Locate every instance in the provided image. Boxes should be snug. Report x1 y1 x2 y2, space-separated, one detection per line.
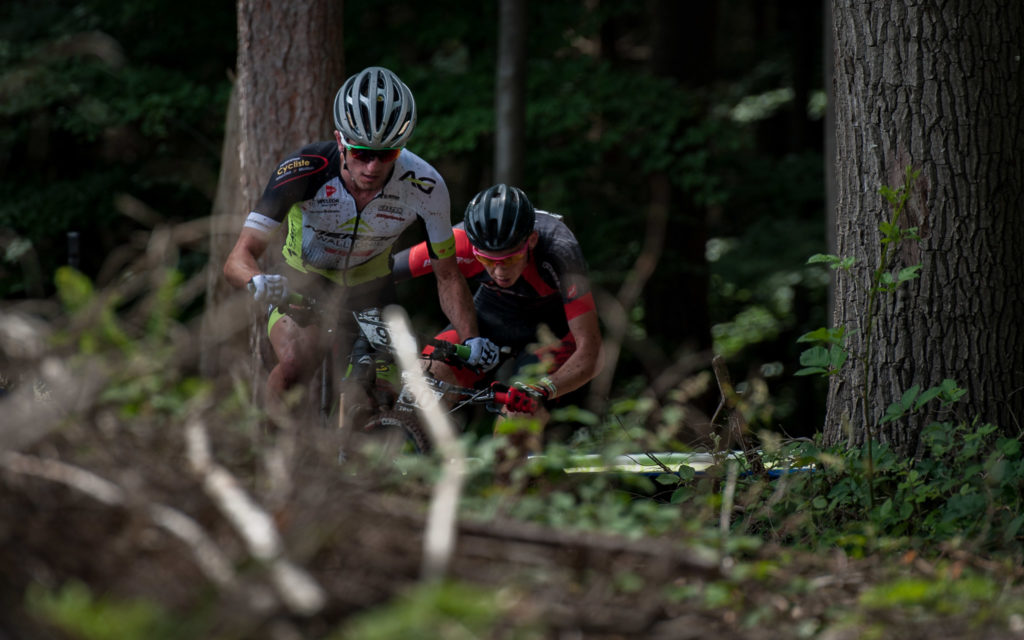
0 0 829 438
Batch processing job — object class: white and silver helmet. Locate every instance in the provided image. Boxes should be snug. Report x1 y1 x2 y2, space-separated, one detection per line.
333 66 417 149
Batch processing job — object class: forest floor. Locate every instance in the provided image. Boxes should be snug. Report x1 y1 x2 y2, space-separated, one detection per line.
3 420 1024 640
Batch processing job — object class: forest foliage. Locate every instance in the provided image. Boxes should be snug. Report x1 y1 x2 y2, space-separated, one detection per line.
1 0 829 433
4 1 1024 638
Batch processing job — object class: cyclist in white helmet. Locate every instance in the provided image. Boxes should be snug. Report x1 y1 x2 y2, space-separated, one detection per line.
224 66 498 416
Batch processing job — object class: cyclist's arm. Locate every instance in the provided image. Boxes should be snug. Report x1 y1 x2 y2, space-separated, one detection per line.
546 308 603 397
432 254 480 341
393 228 479 282
223 227 271 289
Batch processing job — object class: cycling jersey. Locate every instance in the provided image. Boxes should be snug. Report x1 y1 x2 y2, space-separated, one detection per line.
249 141 455 287
393 211 597 386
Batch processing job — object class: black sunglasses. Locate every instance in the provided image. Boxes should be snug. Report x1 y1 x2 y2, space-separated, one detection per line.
346 146 402 163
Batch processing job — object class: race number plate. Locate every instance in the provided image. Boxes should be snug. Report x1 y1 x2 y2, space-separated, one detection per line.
353 308 392 351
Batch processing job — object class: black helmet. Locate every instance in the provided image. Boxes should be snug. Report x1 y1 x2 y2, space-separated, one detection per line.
463 184 536 253
333 66 416 148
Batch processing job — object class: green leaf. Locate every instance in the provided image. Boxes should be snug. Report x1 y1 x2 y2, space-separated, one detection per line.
55 266 95 313
794 366 827 377
880 402 904 424
899 385 921 410
797 326 845 345
799 346 829 368
912 386 943 410
654 473 679 486
937 379 966 404
897 265 922 282
670 485 694 504
807 253 840 265
1004 514 1024 543
828 344 848 369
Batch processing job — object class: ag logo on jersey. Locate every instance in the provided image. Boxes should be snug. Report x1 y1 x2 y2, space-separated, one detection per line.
398 170 437 195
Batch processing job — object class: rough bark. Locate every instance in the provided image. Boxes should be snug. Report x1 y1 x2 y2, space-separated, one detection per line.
827 1 1024 454
204 0 344 388
236 0 344 208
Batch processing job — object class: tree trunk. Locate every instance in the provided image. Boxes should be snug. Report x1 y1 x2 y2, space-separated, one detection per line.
200 80 245 378
201 0 344 381
236 0 345 206
823 0 837 324
826 0 1024 455
494 0 527 186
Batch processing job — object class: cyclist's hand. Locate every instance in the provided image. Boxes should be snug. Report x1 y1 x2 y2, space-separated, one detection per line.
464 336 500 371
248 274 289 304
505 384 541 414
507 379 556 414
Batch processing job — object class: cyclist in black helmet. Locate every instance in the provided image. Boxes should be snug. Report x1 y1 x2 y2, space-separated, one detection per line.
393 184 604 451
224 67 498 416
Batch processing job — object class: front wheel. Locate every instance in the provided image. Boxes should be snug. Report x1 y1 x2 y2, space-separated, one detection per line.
353 410 431 460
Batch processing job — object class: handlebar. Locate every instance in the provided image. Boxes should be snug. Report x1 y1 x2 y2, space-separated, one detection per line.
438 381 538 415
423 338 512 370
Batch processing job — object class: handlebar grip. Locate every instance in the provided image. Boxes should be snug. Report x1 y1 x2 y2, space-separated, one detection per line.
454 343 473 361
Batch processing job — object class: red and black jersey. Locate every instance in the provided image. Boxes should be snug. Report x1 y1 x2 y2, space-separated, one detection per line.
393 211 596 351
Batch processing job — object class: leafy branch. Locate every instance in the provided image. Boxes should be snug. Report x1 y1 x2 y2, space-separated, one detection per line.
794 166 964 507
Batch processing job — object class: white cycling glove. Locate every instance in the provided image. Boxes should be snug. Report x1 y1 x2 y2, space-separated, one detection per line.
464 336 501 372
247 274 290 305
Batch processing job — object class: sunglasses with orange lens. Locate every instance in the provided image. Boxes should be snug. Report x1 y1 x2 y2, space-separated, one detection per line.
346 146 402 163
471 243 530 268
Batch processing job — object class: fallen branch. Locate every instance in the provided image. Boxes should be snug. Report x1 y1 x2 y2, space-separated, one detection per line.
0 451 237 591
185 412 326 616
384 305 466 583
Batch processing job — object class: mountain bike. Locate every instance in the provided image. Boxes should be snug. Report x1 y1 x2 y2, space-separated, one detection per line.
273 294 524 459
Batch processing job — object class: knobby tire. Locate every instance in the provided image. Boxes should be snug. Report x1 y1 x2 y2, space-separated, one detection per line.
359 410 431 455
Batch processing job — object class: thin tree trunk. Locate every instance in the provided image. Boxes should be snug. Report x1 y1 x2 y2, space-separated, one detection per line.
494 0 527 186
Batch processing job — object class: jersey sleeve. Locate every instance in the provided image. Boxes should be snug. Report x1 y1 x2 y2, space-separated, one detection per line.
547 219 596 320
392 242 433 282
251 142 333 221
392 227 481 282
416 177 457 260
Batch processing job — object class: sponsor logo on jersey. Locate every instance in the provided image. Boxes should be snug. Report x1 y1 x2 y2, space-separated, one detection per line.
277 158 311 175
334 217 375 234
325 185 336 197
273 153 328 188
398 170 437 194
375 204 405 222
567 284 578 298
541 261 561 285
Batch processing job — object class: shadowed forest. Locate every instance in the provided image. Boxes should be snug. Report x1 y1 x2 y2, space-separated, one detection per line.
3 1 1024 639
